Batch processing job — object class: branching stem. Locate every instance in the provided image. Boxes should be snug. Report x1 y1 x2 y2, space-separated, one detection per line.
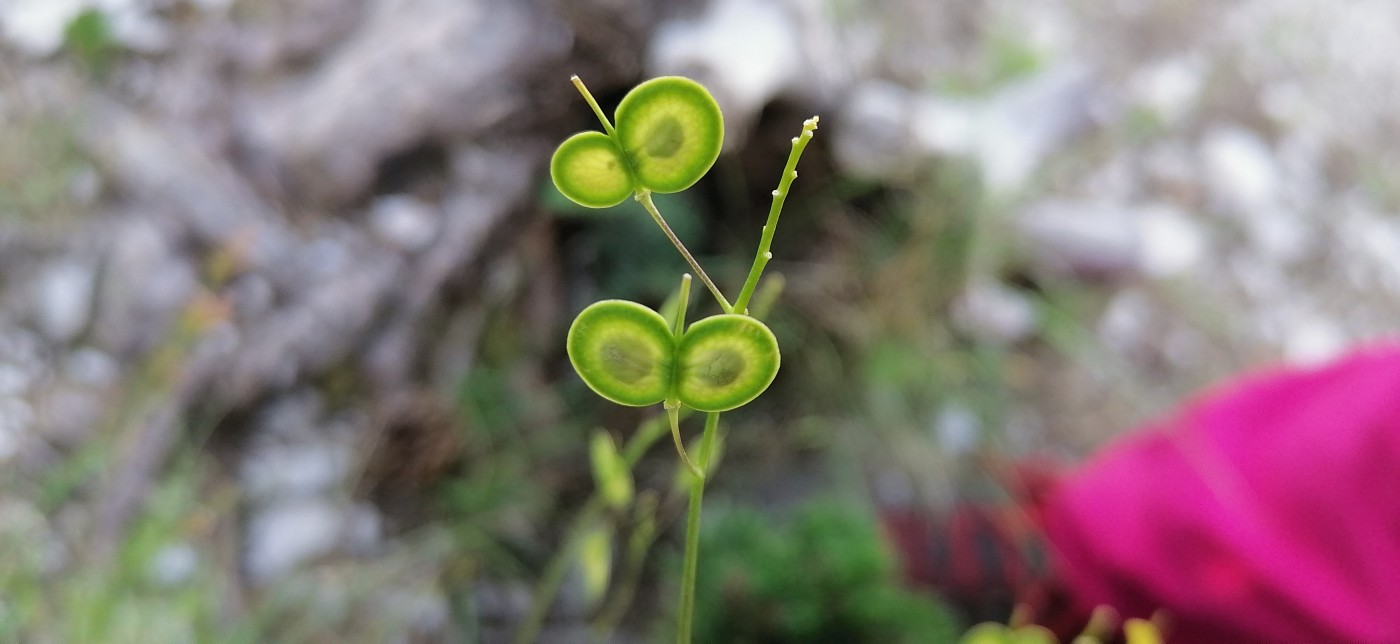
636 191 732 312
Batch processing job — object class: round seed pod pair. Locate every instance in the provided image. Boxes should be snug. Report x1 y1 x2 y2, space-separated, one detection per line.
566 300 779 413
551 77 724 208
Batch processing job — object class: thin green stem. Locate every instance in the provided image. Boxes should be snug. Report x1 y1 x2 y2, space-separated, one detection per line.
733 116 819 314
668 405 704 480
636 191 732 313
514 414 671 644
570 75 615 136
677 411 721 644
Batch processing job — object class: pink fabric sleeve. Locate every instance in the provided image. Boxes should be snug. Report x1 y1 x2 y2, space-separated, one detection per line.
1042 343 1400 643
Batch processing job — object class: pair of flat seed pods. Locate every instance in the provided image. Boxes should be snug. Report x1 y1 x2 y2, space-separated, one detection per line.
568 300 780 413
551 76 723 207
552 77 781 413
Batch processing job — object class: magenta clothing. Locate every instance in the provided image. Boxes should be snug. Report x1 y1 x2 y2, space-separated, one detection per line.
1042 343 1400 643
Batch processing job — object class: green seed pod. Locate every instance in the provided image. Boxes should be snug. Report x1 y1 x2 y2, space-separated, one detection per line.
551 131 634 208
674 314 780 412
614 76 724 194
567 300 674 406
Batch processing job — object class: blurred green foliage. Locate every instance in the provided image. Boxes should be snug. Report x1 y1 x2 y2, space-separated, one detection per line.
64 9 119 75
0 114 89 227
543 181 709 304
686 500 961 643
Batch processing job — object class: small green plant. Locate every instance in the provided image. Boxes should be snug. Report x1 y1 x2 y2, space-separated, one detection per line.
548 74 817 643
687 501 961 643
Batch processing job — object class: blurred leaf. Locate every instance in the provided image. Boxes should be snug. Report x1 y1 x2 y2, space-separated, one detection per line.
64 9 117 74
688 500 960 643
589 431 634 510
577 522 613 611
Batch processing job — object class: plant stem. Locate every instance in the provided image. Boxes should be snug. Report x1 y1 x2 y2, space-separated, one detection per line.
514 414 671 644
677 411 721 644
636 191 732 313
733 116 819 314
571 75 615 137
668 405 704 480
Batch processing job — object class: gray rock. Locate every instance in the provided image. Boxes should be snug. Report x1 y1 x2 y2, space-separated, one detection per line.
343 503 384 556
32 382 106 449
32 260 96 344
1200 125 1280 211
972 63 1098 193
0 396 35 462
834 63 1097 191
244 497 345 584
1138 203 1207 278
933 403 981 455
832 81 934 181
93 217 198 356
239 440 354 502
148 541 200 587
0 362 31 397
242 0 571 205
378 586 451 642
62 347 120 386
1017 199 1143 280
649 0 803 143
951 280 1039 344
369 195 440 253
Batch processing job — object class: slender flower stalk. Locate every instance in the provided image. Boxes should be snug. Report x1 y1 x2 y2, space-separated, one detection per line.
734 116 818 314
637 191 732 312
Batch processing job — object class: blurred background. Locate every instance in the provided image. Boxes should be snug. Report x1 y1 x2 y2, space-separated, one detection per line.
2 0 1400 641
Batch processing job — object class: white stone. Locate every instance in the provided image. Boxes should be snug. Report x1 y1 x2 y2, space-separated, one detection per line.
0 364 31 397
0 0 88 58
0 397 34 462
951 281 1038 344
149 542 199 587
1098 289 1152 354
1017 199 1141 279
973 63 1096 193
244 498 345 583
240 440 353 501
1130 56 1204 124
649 0 802 140
33 261 96 344
1201 125 1280 212
933 403 980 455
1284 317 1347 367
343 503 383 555
0 0 173 57
832 81 927 179
63 347 120 386
370 195 440 252
1138 204 1206 278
